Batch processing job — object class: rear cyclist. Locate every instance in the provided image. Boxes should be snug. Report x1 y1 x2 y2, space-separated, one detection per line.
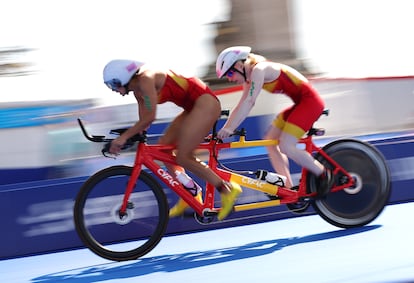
215 46 334 196
103 59 242 220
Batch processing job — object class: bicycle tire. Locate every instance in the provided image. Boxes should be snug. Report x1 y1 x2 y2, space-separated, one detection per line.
307 139 391 228
73 165 169 261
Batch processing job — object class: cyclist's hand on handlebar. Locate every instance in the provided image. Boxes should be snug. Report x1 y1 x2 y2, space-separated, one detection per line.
110 137 126 155
217 127 234 139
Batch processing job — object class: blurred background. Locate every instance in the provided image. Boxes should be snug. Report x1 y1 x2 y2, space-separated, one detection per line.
1 0 414 184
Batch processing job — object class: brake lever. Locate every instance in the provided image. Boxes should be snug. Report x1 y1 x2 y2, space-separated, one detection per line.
101 142 117 159
101 140 135 159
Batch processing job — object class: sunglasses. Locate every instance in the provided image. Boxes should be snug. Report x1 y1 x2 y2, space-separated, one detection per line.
104 79 122 91
226 69 236 78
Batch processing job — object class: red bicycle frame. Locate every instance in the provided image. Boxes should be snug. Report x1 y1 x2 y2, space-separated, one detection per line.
118 132 355 217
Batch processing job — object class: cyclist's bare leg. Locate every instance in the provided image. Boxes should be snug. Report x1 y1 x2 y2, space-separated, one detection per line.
174 94 226 189
159 112 214 174
158 94 241 219
158 111 186 176
174 94 242 220
264 125 294 188
278 132 324 176
161 112 209 217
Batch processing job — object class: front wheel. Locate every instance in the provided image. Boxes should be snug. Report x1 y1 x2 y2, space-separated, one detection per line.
307 139 391 228
73 165 169 261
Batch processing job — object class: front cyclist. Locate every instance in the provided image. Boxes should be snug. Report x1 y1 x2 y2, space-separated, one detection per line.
103 59 242 220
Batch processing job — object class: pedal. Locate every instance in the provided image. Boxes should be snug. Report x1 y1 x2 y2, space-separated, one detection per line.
202 209 218 217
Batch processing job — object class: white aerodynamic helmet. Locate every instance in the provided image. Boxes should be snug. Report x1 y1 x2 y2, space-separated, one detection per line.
216 46 251 78
103 59 144 90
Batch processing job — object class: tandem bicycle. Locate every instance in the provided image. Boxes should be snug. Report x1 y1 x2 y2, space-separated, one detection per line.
73 110 391 261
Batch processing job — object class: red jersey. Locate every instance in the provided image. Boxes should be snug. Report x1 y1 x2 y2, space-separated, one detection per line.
262 65 324 137
157 70 217 112
262 66 317 104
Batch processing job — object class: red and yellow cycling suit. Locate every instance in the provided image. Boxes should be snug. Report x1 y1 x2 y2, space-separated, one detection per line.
263 66 324 139
158 70 218 112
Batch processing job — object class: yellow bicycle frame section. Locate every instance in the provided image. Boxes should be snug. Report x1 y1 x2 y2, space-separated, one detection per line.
228 135 278 148
226 136 283 211
229 172 282 211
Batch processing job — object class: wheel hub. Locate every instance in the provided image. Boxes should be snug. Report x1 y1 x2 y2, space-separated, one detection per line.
111 204 135 225
343 173 363 194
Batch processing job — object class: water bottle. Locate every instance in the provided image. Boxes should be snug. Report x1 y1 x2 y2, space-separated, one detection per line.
175 171 201 196
256 169 287 187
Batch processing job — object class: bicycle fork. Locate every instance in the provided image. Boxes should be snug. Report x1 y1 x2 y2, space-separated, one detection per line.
118 143 147 216
119 164 142 216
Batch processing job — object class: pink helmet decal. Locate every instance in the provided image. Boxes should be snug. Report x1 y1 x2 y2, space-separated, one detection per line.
126 62 138 72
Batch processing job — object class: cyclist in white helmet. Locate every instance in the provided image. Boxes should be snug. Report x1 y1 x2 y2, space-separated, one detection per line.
103 59 242 220
215 46 333 196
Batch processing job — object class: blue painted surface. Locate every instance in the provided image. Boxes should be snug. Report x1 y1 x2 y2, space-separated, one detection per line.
1 202 414 283
0 167 52 185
